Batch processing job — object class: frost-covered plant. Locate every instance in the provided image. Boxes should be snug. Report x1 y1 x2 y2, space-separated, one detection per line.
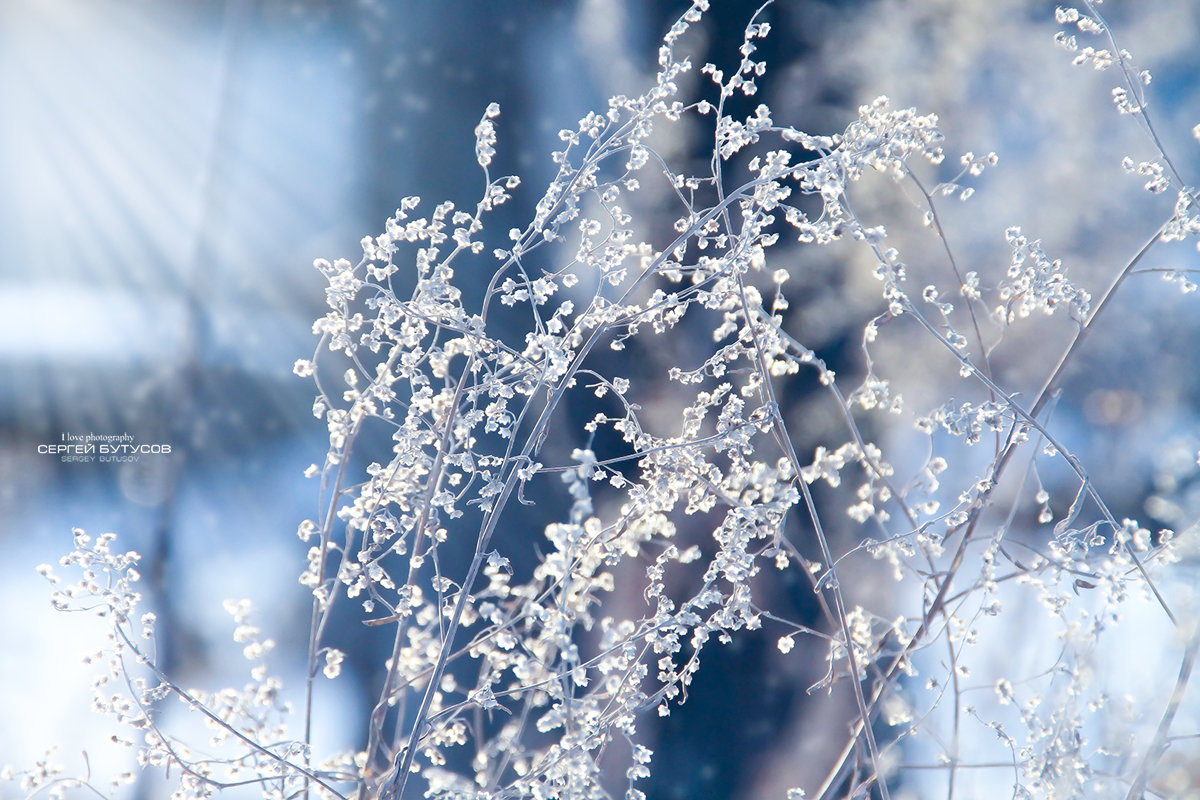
13 1 1200 799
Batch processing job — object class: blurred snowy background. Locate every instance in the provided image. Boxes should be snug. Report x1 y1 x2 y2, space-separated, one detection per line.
2 1 1199 798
